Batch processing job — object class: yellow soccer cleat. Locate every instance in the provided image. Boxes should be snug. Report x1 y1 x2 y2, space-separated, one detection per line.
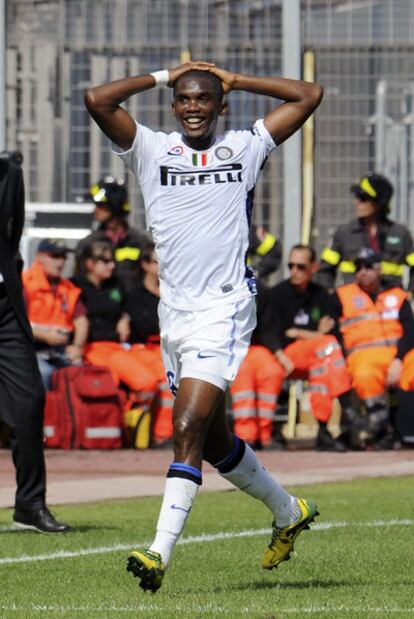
262 498 319 570
126 548 165 593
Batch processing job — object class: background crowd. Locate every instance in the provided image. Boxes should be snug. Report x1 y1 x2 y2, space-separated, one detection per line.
21 172 414 453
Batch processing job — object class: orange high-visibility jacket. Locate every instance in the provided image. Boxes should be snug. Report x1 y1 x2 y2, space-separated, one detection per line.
23 261 81 332
337 283 407 355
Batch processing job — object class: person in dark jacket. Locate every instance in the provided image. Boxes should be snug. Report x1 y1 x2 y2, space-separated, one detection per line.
261 244 353 451
77 177 150 292
73 238 160 409
0 158 69 533
316 174 414 293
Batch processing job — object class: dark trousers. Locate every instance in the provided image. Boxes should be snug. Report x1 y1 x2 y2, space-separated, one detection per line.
0 284 46 511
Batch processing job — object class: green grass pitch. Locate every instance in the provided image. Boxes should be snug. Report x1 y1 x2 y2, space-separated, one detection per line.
0 476 413 618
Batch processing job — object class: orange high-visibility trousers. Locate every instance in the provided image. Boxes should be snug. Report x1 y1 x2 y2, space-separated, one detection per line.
130 344 173 442
283 335 351 422
346 346 414 401
84 341 158 408
231 345 282 445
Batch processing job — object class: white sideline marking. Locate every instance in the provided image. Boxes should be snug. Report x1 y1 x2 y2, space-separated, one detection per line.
0 518 412 566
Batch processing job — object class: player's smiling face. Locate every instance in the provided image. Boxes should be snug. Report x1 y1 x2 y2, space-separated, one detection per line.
172 76 226 149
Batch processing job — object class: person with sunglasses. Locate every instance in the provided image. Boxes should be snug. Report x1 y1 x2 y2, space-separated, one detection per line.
331 247 414 449
317 174 414 295
72 238 162 412
261 244 354 451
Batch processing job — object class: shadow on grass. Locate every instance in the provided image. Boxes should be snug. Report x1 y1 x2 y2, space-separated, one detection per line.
0 523 119 534
244 578 353 591
188 579 353 594
67 524 120 533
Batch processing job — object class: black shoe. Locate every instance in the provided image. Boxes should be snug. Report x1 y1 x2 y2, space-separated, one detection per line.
339 407 365 449
13 507 70 534
372 431 402 451
316 426 347 452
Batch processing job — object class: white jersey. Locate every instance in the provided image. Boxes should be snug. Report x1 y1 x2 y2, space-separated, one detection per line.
113 118 276 310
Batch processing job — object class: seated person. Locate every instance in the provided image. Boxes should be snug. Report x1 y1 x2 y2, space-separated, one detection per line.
230 284 286 450
260 244 354 451
22 239 88 389
73 238 162 416
125 243 173 447
331 248 414 449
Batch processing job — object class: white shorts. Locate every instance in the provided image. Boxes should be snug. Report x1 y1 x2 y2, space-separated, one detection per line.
159 296 256 393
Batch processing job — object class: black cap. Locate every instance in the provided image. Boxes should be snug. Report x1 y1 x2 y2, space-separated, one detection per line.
350 173 394 209
354 248 381 269
37 238 72 257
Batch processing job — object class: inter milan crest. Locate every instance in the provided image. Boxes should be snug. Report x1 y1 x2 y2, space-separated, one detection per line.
215 146 233 161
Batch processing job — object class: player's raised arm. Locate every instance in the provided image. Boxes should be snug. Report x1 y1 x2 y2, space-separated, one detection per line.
85 61 216 151
207 66 323 145
85 75 153 150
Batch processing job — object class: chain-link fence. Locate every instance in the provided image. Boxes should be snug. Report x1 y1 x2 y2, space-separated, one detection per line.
304 0 414 254
5 0 414 255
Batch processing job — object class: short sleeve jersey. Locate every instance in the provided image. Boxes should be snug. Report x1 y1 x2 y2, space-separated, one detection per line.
113 119 276 310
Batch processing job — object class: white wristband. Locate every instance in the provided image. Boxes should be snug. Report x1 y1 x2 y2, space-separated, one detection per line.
150 69 170 87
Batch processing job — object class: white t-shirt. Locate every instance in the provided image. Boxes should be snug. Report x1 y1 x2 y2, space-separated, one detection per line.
113 119 276 310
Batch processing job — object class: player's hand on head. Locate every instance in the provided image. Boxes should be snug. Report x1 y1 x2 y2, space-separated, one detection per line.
168 61 216 86
205 66 236 94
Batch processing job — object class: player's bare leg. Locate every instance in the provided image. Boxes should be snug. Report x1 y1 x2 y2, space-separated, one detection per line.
127 377 224 592
172 377 226 468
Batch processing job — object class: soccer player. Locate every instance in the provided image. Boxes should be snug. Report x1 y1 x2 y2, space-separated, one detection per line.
85 61 323 592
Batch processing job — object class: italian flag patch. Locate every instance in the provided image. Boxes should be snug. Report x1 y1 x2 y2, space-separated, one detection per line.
192 153 207 166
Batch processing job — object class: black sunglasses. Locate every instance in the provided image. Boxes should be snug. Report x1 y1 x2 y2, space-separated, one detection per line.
354 191 371 202
288 262 308 271
355 262 376 272
94 256 115 264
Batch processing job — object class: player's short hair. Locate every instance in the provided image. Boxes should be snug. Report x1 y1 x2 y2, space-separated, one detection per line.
290 244 316 263
173 70 224 103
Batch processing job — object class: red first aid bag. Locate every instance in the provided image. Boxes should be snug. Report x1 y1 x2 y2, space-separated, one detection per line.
44 366 123 449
